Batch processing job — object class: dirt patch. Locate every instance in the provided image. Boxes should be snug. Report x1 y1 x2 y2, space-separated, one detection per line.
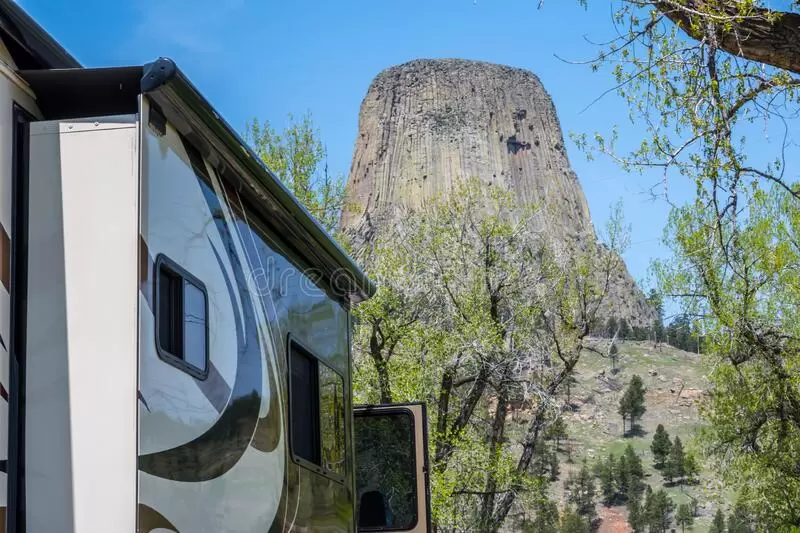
597 505 632 533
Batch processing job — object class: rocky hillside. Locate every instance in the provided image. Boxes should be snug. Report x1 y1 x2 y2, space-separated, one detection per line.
342 58 655 327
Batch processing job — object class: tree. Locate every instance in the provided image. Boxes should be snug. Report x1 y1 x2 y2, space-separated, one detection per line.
524 496 560 533
351 178 629 531
596 454 617 505
627 489 645 532
728 503 752 533
545 416 568 452
650 425 672 468
646 488 675 533
709 509 726 533
619 318 631 340
623 444 645 497
683 452 700 485
664 436 686 485
675 503 694 533
562 0 800 525
244 113 344 233
560 507 590 533
619 375 647 433
605 316 619 339
609 342 619 373
565 460 596 522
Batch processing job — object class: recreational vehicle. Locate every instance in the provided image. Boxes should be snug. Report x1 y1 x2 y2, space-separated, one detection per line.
0 2 431 531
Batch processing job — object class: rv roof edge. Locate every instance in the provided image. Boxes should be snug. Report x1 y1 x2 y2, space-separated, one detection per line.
0 0 80 69
141 57 377 303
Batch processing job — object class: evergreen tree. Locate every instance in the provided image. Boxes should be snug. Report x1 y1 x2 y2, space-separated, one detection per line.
605 316 619 338
546 416 568 452
623 444 645 496
627 489 645 533
619 318 631 340
560 507 590 533
565 461 596 521
616 452 630 498
675 503 694 533
650 424 672 468
609 343 619 373
709 509 726 533
597 454 616 505
525 497 560 533
664 436 686 485
620 375 647 433
647 488 676 533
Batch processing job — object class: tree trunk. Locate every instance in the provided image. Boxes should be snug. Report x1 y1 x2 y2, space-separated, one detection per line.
488 361 579 531
369 324 392 404
654 1 800 74
479 385 508 532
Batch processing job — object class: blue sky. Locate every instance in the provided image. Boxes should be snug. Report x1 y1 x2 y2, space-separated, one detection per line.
18 0 787 306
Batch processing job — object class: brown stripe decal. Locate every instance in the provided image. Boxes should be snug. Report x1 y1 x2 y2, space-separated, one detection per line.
0 223 9 292
138 503 178 532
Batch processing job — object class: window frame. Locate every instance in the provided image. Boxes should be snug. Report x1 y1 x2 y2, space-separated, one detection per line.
286 334 346 484
353 406 420 532
154 253 210 380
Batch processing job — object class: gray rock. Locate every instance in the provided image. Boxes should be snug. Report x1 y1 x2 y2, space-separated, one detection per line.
342 59 657 326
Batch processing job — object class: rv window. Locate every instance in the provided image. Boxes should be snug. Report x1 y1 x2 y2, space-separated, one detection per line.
288 340 346 480
155 255 208 379
289 343 320 465
355 410 418 530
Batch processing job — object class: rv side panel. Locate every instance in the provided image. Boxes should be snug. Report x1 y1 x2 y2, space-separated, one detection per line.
25 117 138 532
0 32 39 527
137 97 353 532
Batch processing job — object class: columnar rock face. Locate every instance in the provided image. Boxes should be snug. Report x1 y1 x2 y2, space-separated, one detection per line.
342 59 655 327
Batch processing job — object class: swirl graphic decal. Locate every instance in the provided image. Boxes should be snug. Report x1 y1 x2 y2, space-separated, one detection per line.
138 200 263 481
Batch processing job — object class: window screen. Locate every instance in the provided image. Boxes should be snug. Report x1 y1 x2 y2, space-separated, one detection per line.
288 340 346 480
155 255 208 379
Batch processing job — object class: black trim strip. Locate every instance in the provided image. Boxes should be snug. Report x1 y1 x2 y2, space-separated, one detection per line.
8 104 33 533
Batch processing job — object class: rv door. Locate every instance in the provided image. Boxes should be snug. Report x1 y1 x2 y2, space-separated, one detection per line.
354 402 432 533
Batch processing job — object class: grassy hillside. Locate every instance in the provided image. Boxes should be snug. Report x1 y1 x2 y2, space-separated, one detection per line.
549 340 730 532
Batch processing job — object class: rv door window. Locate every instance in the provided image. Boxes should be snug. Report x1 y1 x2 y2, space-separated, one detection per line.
355 410 417 530
155 255 209 379
319 363 345 475
288 339 346 481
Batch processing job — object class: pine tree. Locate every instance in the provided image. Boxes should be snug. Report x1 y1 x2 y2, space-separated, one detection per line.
609 342 619 373
623 444 645 497
560 507 590 533
664 436 686 485
647 488 676 533
525 497 560 533
618 390 630 434
709 509 726 533
605 316 619 338
627 375 647 426
565 461 596 521
546 416 568 452
627 489 645 533
675 503 694 533
597 454 616 505
616 452 630 498
650 424 672 468
619 318 631 340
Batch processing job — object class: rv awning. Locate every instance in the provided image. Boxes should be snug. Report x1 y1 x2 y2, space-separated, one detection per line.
18 59 376 304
